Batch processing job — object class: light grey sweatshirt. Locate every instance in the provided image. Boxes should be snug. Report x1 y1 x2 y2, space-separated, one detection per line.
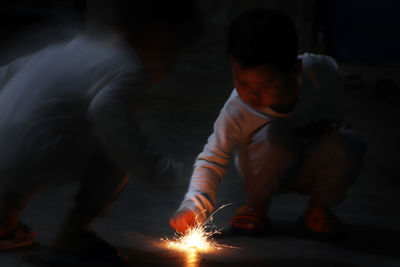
179 53 343 217
0 35 149 176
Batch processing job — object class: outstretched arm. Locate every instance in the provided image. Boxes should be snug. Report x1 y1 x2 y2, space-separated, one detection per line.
170 101 243 232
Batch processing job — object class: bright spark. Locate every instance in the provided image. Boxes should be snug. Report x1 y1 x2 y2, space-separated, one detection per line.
164 221 219 252
163 204 236 253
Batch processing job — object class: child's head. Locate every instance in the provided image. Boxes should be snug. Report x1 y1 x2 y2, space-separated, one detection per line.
227 8 300 109
111 0 201 81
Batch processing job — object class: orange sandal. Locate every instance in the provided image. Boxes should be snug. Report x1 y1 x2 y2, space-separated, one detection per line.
230 205 269 236
297 207 347 240
0 222 37 250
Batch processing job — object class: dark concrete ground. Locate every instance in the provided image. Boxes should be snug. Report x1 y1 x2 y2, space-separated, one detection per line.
1 57 400 266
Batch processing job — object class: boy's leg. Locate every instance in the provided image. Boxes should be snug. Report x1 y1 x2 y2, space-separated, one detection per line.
232 122 302 233
53 144 129 255
0 199 21 238
0 197 37 250
0 146 60 240
295 127 367 210
0 161 57 247
237 121 302 209
292 127 367 235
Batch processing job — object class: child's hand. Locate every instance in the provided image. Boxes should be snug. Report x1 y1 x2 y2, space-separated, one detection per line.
169 208 198 233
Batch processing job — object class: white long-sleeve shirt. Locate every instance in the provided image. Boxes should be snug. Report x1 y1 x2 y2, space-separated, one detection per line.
180 53 343 215
0 34 150 175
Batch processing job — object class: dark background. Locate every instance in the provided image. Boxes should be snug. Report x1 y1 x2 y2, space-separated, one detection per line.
0 1 399 266
2 0 400 62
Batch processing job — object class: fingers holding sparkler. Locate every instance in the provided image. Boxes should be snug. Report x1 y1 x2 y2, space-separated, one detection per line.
164 204 238 255
169 208 199 233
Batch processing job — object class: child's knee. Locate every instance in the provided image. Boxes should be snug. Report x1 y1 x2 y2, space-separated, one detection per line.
238 122 300 185
318 129 367 188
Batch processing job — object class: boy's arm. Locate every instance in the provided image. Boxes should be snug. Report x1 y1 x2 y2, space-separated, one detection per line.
172 102 242 230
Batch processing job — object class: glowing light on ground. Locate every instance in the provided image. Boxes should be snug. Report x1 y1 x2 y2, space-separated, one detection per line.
164 218 220 253
162 204 237 254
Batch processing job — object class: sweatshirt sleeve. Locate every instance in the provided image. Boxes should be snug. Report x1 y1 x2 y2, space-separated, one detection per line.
0 55 32 90
87 71 154 173
179 99 243 217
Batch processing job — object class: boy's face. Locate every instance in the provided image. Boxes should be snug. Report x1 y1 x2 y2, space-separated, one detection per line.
231 58 298 109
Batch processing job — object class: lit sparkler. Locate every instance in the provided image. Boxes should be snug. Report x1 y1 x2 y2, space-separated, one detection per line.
162 204 236 253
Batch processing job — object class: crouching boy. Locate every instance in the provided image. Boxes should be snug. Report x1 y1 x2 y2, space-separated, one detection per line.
170 8 366 238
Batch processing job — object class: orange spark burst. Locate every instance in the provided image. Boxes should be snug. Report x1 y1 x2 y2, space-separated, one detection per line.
162 204 236 253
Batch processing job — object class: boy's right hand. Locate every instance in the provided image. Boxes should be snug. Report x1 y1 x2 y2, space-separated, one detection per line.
169 208 198 233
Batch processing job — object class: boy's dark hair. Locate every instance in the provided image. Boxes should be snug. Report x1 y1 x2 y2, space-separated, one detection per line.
113 0 201 46
227 8 298 73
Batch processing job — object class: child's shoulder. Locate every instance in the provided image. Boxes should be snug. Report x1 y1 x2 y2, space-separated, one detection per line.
215 89 252 122
299 53 339 75
221 89 272 122
221 89 244 114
